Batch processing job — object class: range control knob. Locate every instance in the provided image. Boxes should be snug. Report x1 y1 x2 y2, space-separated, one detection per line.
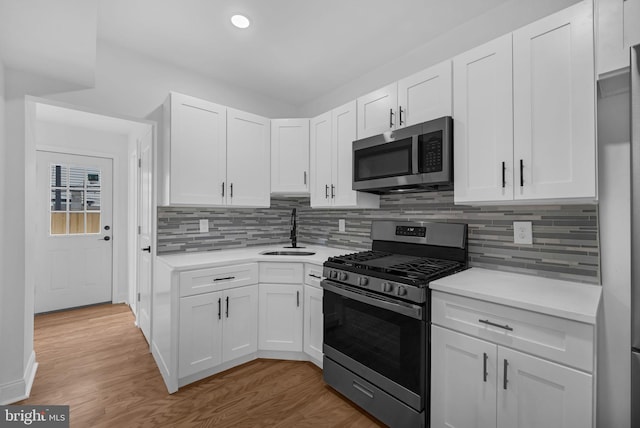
396 286 408 297
339 272 348 281
358 277 369 286
382 282 394 293
329 270 338 279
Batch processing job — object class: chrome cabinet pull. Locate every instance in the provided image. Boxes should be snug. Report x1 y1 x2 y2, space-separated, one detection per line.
389 108 394 128
218 298 221 320
222 182 225 197
325 184 329 199
399 106 404 126
479 319 513 331
519 159 524 187
503 359 509 390
309 274 322 279
230 183 234 198
226 296 229 318
331 184 335 199
297 290 300 307
213 276 235 282
304 171 307 185
483 352 488 382
501 162 506 188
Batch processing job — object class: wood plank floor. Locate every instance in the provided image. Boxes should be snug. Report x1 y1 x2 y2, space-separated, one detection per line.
19 303 385 427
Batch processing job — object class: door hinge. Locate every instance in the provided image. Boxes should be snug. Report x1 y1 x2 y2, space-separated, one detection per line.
138 158 142 168
137 292 141 302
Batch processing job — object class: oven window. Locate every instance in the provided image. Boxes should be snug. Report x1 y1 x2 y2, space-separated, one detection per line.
354 138 413 181
323 288 424 395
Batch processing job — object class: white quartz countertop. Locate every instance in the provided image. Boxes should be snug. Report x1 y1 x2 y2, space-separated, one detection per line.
430 267 602 324
156 244 351 270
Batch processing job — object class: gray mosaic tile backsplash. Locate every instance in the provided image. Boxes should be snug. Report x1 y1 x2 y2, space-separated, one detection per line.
157 192 600 285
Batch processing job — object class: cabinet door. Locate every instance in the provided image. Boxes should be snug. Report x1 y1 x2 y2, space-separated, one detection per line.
397 60 452 127
303 284 323 363
179 292 223 377
356 83 398 139
597 0 628 75
222 285 258 363
497 347 592 428
431 326 497 428
453 34 514 204
310 111 333 207
170 93 226 205
258 283 303 352
332 100 359 207
226 108 271 207
625 0 640 48
271 119 309 194
513 2 596 201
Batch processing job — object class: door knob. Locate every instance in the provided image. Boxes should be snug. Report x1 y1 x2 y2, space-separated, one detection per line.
102 236 111 241
142 246 151 252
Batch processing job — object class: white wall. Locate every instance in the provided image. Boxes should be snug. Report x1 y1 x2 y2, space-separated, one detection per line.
298 0 581 117
597 89 631 428
48 40 298 119
35 120 131 304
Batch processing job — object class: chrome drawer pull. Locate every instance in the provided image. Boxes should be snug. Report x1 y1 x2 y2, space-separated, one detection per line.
352 381 374 399
483 352 488 382
308 274 322 279
503 359 509 390
479 319 513 331
213 276 235 282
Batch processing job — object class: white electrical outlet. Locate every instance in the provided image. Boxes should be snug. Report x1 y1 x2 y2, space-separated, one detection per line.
338 219 346 233
199 219 209 233
513 221 533 245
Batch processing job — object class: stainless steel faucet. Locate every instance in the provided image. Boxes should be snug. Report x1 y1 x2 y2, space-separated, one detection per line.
290 208 297 248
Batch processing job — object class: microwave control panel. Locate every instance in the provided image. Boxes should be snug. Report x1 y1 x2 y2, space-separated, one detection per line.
419 131 443 173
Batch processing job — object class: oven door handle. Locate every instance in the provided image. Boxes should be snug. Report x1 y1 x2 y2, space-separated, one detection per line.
322 281 423 320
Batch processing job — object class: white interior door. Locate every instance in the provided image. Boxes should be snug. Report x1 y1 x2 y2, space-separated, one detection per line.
36 151 113 313
138 129 153 343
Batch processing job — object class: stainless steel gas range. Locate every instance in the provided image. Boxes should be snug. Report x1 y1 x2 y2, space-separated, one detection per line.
321 220 468 428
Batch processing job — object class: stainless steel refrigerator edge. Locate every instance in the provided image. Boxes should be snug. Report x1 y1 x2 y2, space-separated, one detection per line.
631 43 640 428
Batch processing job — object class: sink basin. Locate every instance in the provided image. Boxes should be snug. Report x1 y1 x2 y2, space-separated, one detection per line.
260 251 316 256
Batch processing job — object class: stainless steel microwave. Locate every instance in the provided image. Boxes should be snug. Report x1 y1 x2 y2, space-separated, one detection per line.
352 116 453 194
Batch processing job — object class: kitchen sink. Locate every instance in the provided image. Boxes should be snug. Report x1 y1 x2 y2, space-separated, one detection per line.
260 251 316 256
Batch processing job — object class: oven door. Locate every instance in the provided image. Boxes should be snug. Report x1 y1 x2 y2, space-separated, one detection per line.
322 280 426 411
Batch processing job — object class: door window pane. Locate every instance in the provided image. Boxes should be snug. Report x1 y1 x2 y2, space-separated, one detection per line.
49 164 102 236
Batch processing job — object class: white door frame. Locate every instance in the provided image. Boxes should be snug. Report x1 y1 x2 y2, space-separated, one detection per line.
25 96 157 340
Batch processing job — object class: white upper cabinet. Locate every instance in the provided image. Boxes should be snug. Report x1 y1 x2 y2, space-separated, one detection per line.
309 111 333 208
357 83 398 139
310 101 379 209
357 61 452 139
397 60 452 127
270 119 309 195
454 2 597 204
453 34 514 204
597 0 640 76
161 92 271 207
167 92 227 205
226 108 271 207
513 1 596 201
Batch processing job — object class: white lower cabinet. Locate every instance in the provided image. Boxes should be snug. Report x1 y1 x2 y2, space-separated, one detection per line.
431 291 595 428
259 283 303 352
179 284 258 378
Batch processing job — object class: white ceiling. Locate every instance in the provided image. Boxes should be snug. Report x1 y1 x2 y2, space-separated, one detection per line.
96 0 511 106
36 102 150 136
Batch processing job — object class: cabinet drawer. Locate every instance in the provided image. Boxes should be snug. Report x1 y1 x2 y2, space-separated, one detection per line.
304 264 323 287
179 263 258 297
431 291 594 372
260 262 303 284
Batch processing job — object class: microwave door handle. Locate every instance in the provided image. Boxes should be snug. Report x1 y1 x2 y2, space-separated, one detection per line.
412 135 420 174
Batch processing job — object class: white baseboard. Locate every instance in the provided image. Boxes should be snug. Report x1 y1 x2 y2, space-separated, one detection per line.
0 351 38 405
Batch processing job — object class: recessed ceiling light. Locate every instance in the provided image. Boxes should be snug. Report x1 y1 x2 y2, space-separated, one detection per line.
231 14 250 29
